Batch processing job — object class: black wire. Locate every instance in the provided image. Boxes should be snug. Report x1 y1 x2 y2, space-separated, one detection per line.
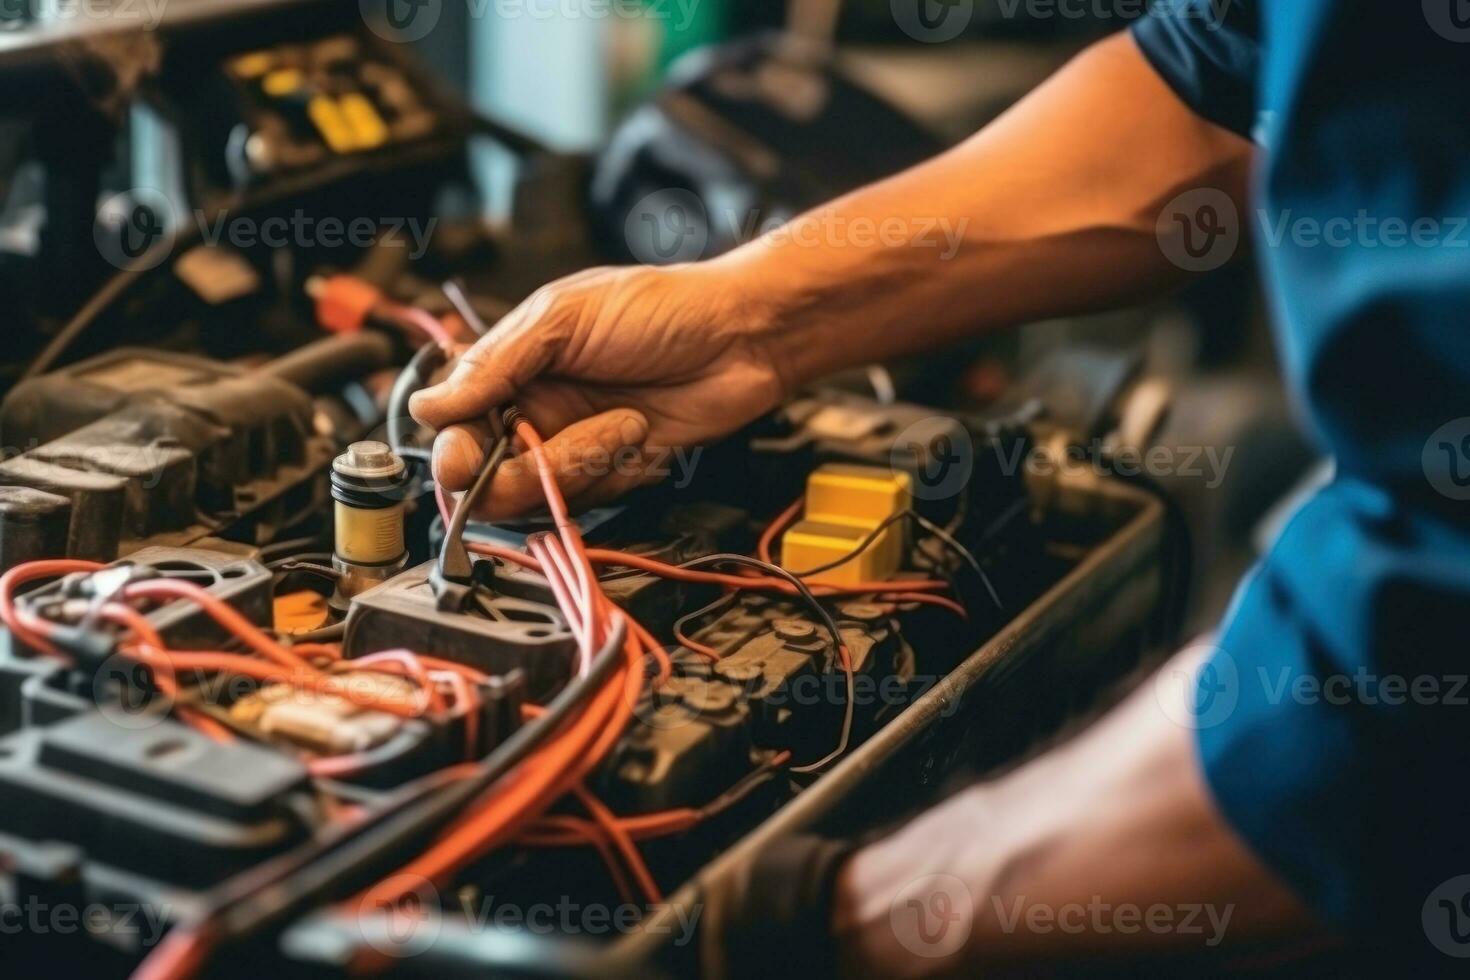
195 616 628 946
906 510 1003 611
699 753 789 820
437 433 511 585
387 342 445 454
265 552 334 571
258 537 327 558
677 553 845 664
23 109 490 382
779 509 1001 612
671 591 739 648
678 553 854 773
23 238 186 380
783 511 910 578
269 561 340 581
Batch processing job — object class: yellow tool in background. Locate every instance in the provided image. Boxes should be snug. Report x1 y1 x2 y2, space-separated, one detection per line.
780 464 912 586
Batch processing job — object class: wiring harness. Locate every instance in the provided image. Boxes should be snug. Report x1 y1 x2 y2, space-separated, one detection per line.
0 388 973 980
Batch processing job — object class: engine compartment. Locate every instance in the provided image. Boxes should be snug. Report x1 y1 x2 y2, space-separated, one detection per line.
0 340 1166 976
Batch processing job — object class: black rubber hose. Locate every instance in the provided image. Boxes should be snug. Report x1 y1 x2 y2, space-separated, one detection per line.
257 331 395 392
387 342 445 452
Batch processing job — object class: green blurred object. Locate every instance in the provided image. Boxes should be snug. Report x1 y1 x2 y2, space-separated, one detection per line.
654 0 732 70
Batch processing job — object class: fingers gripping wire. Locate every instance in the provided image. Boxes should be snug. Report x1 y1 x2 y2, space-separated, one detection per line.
432 431 512 602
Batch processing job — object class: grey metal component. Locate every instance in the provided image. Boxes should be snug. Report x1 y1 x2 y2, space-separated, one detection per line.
332 551 409 601
0 485 71 571
0 455 128 560
0 713 310 887
9 545 273 656
0 346 338 562
342 561 579 700
333 440 405 481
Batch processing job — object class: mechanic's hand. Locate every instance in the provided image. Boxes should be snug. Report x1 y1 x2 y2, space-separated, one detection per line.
410 262 788 518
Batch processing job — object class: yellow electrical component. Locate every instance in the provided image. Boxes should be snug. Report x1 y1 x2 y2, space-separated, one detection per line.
231 51 277 80
308 96 358 153
331 442 412 598
339 93 390 150
262 67 305 96
334 502 406 565
780 464 912 587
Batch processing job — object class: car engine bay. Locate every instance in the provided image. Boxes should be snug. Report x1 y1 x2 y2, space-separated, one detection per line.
0 5 1181 977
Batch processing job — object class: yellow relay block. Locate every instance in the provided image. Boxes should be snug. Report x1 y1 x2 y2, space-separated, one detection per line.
339 93 390 150
780 464 911 587
308 96 358 153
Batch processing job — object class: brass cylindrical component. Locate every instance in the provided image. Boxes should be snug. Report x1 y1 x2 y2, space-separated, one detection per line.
330 441 412 597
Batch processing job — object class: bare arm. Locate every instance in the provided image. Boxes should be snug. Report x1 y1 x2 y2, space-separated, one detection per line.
831 646 1324 977
411 32 1253 513
741 30 1254 386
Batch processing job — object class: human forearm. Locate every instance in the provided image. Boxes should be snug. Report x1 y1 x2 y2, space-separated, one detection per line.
831 646 1323 977
722 32 1253 390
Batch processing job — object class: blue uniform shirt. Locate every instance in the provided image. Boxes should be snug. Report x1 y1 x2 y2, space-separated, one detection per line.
1133 0 1470 962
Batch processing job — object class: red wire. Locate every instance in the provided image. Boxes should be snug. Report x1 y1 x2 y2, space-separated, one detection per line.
383 302 458 353
123 580 320 675
758 497 803 564
572 785 663 903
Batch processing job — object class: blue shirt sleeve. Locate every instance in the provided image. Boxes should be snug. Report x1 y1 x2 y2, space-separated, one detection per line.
1199 478 1470 962
1130 1 1260 139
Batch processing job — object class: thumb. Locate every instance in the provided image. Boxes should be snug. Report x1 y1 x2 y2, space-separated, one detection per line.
445 408 652 520
409 294 568 429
